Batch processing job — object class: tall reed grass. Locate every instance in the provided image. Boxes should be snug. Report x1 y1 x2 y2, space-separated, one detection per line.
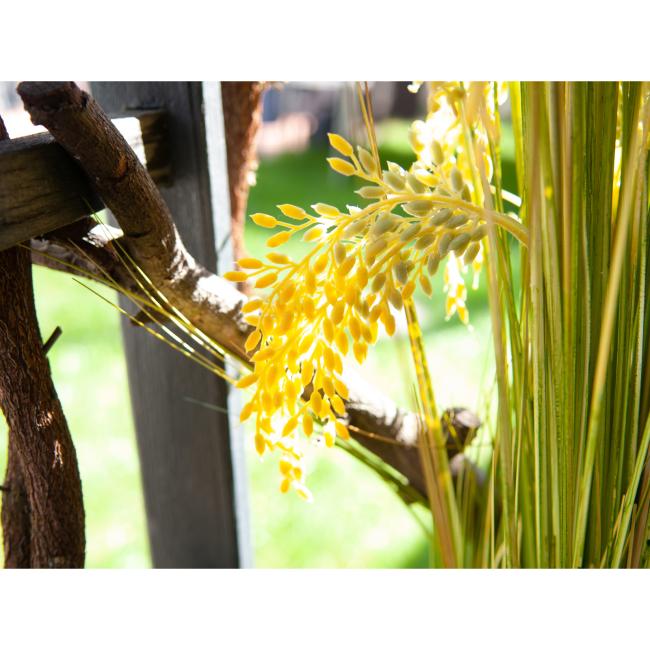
415 82 650 567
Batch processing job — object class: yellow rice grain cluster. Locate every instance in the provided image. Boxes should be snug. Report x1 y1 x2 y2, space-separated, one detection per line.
225 83 506 497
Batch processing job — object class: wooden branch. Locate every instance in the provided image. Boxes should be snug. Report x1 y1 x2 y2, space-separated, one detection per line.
17 82 480 498
0 114 30 568
221 82 265 270
0 111 85 567
0 109 169 251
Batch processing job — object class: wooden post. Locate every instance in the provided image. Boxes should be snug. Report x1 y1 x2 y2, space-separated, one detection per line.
90 82 251 568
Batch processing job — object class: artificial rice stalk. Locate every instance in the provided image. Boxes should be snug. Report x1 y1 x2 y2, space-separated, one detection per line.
404 298 463 567
572 84 649 567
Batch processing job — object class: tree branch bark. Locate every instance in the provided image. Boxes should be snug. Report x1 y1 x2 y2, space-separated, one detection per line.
221 82 265 271
0 115 85 566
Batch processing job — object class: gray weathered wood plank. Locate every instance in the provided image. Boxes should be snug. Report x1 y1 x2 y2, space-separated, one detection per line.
0 111 169 251
90 82 250 568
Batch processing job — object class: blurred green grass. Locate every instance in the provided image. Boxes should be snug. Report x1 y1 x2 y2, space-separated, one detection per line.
0 118 517 568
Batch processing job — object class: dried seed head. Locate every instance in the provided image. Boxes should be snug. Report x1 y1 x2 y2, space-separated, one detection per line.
471 224 487 240
328 133 353 157
449 232 471 253
413 169 437 187
328 157 356 176
365 236 388 260
393 261 409 285
406 173 427 193
427 254 440 275
403 200 433 217
432 140 444 165
371 272 386 292
334 242 347 266
383 170 406 191
438 232 453 256
446 213 470 229
312 203 340 217
356 185 386 199
370 212 397 237
388 287 404 311
429 208 453 226
343 219 368 240
464 241 481 265
400 222 422 242
450 167 464 193
357 146 377 175
415 233 435 250
278 204 307 219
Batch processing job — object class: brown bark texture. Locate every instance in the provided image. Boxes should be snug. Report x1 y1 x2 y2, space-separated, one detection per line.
0 244 85 568
221 82 265 268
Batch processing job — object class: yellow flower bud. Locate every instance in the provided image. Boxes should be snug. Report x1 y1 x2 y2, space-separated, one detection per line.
303 225 327 242
357 146 377 175
328 133 353 157
238 258 263 269
236 373 258 389
334 378 349 400
251 213 278 228
242 298 263 313
328 157 356 176
450 167 464 193
245 329 262 352
224 271 248 282
357 185 385 199
266 231 291 248
255 272 278 289
240 401 255 422
312 203 339 217
255 434 266 455
267 252 291 265
278 204 306 219
335 420 350 440
335 330 349 355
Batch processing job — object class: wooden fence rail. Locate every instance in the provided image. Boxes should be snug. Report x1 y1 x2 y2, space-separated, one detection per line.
0 110 169 251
